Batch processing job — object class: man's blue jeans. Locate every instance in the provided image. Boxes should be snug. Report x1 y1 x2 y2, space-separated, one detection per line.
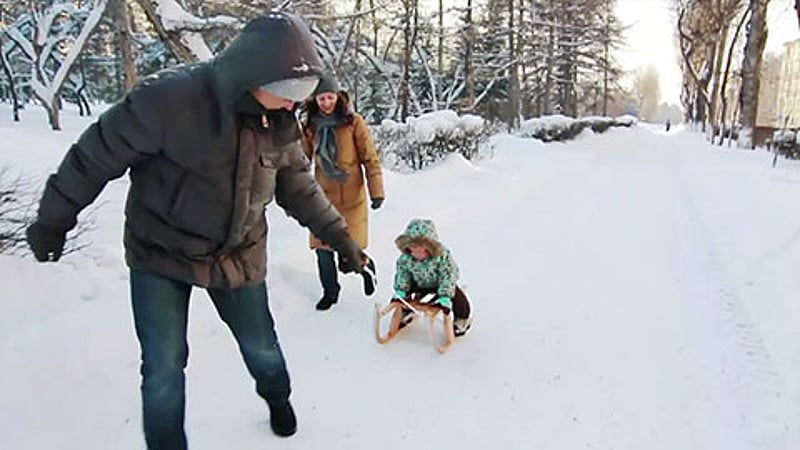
130 270 291 449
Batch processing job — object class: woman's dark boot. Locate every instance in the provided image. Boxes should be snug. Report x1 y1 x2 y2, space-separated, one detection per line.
315 294 338 311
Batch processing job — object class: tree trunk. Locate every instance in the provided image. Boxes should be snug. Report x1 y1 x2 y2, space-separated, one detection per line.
116 0 137 91
737 0 769 149
603 0 610 117
335 0 363 68
76 57 91 116
695 55 714 130
717 9 749 145
708 23 728 139
0 38 20 122
507 0 520 129
519 0 529 118
677 6 712 130
353 1 361 110
370 0 378 56
135 0 212 62
438 0 444 74
399 0 415 120
465 0 475 109
544 0 555 115
45 98 61 131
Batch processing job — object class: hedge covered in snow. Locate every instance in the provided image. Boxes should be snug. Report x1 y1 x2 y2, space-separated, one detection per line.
372 111 638 171
771 129 800 159
373 111 499 171
517 115 637 142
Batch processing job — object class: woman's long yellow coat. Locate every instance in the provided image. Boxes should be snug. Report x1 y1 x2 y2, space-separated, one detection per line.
302 113 385 250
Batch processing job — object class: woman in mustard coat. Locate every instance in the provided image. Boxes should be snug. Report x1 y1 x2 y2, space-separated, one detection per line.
301 75 385 310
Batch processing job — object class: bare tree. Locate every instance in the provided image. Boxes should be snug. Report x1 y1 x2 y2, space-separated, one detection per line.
0 33 20 122
437 0 444 74
5 0 111 130
0 167 95 256
514 0 623 119
737 0 769 148
0 168 34 255
602 0 612 116
464 0 476 108
133 0 238 63
677 1 714 128
399 0 418 120
637 65 661 121
708 1 746 136
675 0 747 132
717 8 749 145
507 0 520 128
115 0 137 91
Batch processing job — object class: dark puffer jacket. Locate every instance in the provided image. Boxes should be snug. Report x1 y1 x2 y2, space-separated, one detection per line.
36 12 347 288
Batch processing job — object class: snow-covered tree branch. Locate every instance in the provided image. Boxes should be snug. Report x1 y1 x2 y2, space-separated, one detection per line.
134 0 239 63
5 0 110 130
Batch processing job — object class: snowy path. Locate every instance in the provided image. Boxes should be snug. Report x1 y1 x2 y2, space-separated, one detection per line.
380 129 794 450
2 124 798 449
238 129 798 450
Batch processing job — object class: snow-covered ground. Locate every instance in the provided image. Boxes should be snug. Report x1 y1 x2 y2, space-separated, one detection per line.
1 107 798 449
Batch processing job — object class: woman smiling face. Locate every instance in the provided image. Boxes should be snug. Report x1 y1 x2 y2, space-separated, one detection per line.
315 92 338 115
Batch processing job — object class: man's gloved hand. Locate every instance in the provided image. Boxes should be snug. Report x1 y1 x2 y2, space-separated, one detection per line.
26 222 67 262
370 197 384 210
434 296 452 315
332 234 365 274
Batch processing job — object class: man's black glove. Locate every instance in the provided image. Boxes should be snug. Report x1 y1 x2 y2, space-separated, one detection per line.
332 234 366 274
26 222 67 262
370 197 384 210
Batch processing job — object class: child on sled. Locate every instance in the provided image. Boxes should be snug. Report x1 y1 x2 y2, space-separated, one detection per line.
391 218 473 337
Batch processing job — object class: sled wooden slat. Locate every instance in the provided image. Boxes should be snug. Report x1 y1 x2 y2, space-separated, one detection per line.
428 312 455 353
374 300 455 353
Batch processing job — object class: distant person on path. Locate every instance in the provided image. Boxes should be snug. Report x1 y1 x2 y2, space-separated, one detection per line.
665 119 671 132
25 12 366 449
390 218 473 337
300 74 385 311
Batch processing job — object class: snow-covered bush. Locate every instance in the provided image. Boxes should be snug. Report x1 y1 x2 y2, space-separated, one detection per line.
773 129 796 145
373 110 497 171
373 112 637 170
0 168 35 255
518 115 586 142
580 116 615 133
613 115 638 127
771 129 800 159
0 167 95 256
517 114 636 142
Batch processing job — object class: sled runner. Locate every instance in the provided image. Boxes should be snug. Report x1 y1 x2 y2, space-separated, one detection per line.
374 294 455 354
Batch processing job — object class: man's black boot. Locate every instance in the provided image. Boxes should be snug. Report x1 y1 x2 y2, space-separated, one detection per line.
268 400 297 437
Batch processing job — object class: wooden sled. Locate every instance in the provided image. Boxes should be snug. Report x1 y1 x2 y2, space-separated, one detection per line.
374 295 455 354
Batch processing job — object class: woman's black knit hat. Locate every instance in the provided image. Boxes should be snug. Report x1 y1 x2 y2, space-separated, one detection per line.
314 73 340 95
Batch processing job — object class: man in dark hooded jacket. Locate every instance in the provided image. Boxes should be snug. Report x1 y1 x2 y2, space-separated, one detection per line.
25 11 365 449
